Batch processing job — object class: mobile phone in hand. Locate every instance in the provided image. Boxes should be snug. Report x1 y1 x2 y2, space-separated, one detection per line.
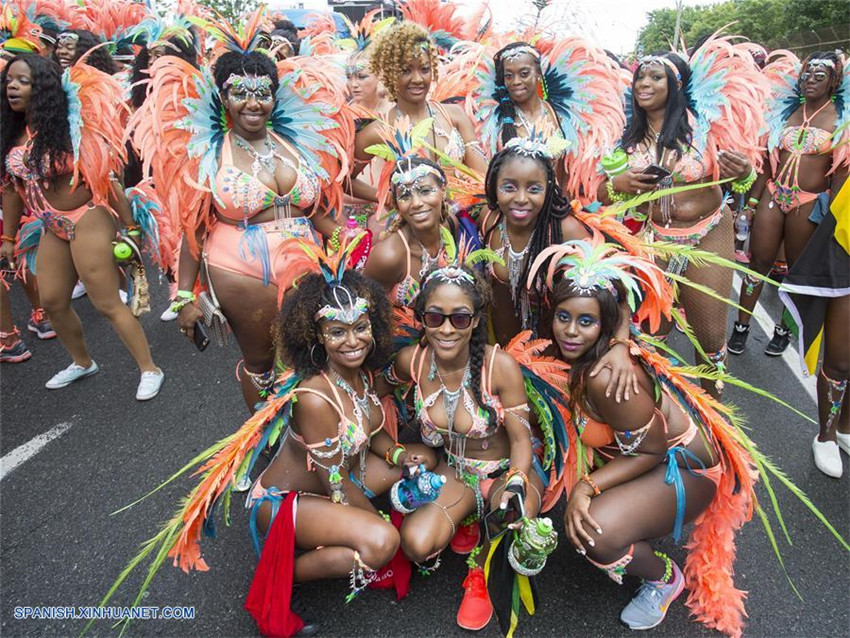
642 164 672 183
484 491 525 542
193 320 210 351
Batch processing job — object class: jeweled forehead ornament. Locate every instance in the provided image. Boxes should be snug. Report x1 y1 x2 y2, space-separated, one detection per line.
314 286 370 324
57 32 79 47
807 58 836 72
423 266 474 286
223 73 273 94
501 44 540 63
639 55 681 83
391 157 445 195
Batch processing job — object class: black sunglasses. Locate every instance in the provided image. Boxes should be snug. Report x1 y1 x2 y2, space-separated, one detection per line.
421 312 476 330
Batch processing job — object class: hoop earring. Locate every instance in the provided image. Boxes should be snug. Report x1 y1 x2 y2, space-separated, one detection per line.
310 343 326 367
370 336 376 353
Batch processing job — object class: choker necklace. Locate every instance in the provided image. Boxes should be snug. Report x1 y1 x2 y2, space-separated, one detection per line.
416 234 444 279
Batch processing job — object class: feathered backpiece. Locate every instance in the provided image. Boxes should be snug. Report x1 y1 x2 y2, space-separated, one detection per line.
79 0 148 44
467 37 625 199
189 5 269 58
62 55 128 206
399 0 467 55
21 0 83 32
832 52 850 172
762 50 802 172
684 29 769 175
527 234 673 333
365 116 436 217
337 9 394 54
1 4 43 52
127 14 195 52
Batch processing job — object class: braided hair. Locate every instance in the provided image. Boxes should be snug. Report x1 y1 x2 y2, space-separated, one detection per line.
621 52 693 162
493 42 542 147
483 146 569 328
415 264 496 427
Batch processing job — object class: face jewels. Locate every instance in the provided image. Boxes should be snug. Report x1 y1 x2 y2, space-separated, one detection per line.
321 322 372 344
223 74 274 103
391 162 444 195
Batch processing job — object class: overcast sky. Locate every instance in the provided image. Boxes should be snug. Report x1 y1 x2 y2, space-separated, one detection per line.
465 0 710 55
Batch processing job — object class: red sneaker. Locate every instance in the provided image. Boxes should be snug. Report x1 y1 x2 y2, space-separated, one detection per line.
456 567 492 631
450 520 480 555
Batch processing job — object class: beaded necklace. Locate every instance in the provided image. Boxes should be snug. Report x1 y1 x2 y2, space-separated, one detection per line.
499 220 531 325
233 133 277 178
330 369 381 486
416 234 444 279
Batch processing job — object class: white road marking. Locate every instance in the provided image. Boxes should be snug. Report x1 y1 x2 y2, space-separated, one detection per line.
0 422 73 481
733 274 817 403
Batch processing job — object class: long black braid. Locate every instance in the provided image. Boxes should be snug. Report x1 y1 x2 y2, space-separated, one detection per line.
493 42 543 147
415 264 497 427
483 147 569 330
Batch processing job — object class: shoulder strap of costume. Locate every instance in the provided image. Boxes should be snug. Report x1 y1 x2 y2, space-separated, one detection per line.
485 344 500 395
397 229 412 279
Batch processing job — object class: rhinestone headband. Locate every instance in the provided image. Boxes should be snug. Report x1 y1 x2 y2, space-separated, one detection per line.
314 288 370 324
57 32 79 46
639 55 681 82
423 266 474 286
501 45 540 62
391 161 445 193
223 73 272 91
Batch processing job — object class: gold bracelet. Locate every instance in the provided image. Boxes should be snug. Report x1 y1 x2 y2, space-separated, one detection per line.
608 337 631 349
1 234 16 243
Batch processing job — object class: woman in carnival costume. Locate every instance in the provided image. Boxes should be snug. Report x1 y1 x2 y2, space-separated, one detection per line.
52 28 117 73
534 236 848 635
779 176 850 477
339 10 394 233
352 21 488 208
729 50 849 357
465 38 625 201
127 10 351 410
0 53 164 398
600 34 769 400
92 237 434 637
386 232 546 632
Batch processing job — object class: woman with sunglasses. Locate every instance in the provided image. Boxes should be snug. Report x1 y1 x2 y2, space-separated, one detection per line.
600 38 767 400
388 255 542 632
729 50 848 358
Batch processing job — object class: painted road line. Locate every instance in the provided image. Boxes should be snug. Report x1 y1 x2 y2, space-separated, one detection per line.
733 273 817 403
0 422 73 481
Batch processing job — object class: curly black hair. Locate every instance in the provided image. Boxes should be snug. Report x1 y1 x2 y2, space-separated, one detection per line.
213 51 279 96
0 54 71 182
483 146 569 330
414 263 497 427
548 278 621 415
130 32 199 109
493 42 543 147
270 19 301 57
621 52 693 162
276 270 393 378
53 29 118 74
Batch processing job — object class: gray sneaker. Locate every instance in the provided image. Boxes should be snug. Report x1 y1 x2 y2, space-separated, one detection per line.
46 361 99 389
620 560 684 630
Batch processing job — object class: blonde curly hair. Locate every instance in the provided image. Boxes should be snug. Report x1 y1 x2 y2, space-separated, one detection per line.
369 22 438 101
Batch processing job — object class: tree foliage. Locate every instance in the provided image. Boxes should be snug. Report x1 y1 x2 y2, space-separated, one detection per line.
636 0 849 55
198 0 259 22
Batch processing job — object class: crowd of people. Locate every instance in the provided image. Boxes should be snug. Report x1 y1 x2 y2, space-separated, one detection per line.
1 1 848 637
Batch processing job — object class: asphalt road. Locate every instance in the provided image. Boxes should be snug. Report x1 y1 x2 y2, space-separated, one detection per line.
1 272 848 638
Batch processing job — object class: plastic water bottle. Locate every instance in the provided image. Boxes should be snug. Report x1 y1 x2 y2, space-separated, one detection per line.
734 213 749 242
390 464 446 514
508 517 559 576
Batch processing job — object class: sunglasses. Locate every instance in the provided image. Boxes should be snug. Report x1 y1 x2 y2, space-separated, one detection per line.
421 312 476 330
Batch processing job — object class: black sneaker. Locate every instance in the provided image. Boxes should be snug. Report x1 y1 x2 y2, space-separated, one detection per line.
765 325 791 356
727 322 750 355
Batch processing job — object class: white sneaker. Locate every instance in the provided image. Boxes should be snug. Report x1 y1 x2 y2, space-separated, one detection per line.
136 368 165 401
46 361 99 389
812 436 843 478
836 432 850 456
160 306 178 322
72 280 87 299
119 289 128 304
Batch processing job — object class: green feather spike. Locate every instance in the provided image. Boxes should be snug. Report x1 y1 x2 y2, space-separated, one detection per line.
440 225 457 263
364 143 397 162
465 248 505 268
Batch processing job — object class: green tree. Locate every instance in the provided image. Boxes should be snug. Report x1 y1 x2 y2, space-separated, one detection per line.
198 0 258 22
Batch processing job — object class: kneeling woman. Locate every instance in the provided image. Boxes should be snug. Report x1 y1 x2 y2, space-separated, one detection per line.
246 264 436 632
390 255 543 632
539 239 757 635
